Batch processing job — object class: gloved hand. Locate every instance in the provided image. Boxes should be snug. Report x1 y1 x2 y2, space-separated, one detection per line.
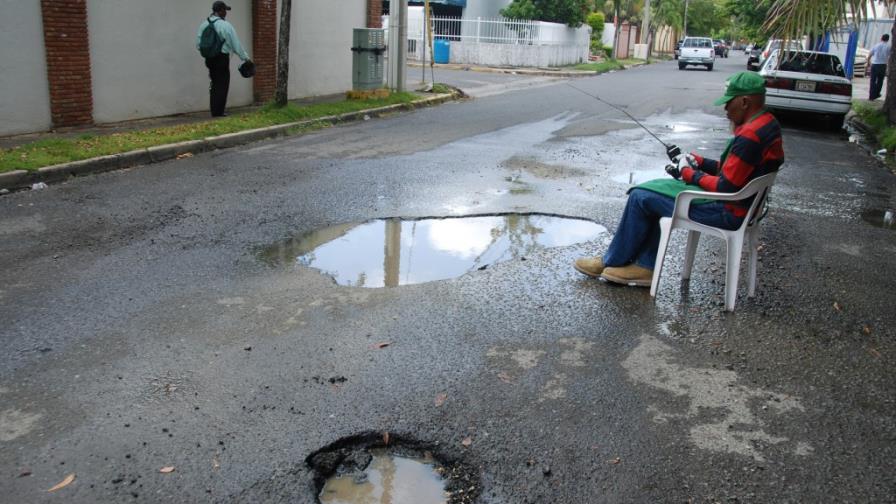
666 144 682 162
665 164 681 180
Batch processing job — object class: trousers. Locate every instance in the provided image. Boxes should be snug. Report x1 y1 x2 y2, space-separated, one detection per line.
602 188 743 270
870 64 887 100
205 53 230 116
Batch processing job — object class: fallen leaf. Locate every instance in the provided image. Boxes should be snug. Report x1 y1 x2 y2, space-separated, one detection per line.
212 457 220 470
175 152 194 159
497 372 512 384
863 325 872 335
159 466 175 474
435 393 447 407
833 302 842 312
608 457 621 465
18 470 32 478
48 473 75 492
461 437 473 447
383 431 390 445
372 342 391 349
867 348 882 359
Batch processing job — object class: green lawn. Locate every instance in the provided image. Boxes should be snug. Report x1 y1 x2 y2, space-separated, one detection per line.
1 92 420 173
572 60 626 72
852 101 896 152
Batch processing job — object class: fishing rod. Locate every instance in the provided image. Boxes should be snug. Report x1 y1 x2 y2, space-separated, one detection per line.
566 83 672 151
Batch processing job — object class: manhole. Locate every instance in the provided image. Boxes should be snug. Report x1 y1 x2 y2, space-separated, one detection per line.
307 433 479 504
259 213 607 287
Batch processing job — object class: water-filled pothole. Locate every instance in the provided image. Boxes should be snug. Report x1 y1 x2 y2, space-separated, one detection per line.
259 213 607 287
320 450 445 504
861 208 896 229
307 433 478 504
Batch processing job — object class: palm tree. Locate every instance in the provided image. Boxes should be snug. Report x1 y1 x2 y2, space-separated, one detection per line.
763 0 896 121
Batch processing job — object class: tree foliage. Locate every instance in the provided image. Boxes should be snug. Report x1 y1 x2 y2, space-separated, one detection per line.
722 0 771 41
501 0 592 26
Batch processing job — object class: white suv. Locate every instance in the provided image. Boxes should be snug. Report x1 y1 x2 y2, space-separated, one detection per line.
678 37 715 71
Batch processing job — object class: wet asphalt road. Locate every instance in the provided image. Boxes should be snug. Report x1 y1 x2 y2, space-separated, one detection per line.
2 54 895 503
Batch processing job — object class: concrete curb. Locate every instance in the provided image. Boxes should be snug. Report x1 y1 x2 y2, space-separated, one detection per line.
0 92 458 191
410 60 649 78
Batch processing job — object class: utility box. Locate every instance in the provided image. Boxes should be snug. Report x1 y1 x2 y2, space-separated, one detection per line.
351 28 385 90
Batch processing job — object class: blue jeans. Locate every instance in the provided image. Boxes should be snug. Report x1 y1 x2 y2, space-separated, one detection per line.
602 188 743 270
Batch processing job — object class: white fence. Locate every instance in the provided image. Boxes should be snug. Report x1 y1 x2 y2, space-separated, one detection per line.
385 14 591 67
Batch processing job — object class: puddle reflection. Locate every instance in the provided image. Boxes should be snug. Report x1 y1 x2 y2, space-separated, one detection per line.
320 452 446 504
260 214 607 287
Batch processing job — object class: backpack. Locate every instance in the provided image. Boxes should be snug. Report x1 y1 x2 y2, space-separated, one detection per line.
199 17 224 58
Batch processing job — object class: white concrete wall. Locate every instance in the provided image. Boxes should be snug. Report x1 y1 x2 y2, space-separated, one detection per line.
450 40 589 67
0 0 52 136
88 0 253 124
290 0 367 98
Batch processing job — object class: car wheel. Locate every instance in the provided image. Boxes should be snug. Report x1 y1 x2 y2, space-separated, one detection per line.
679 63 685 70
829 114 845 131
707 64 713 71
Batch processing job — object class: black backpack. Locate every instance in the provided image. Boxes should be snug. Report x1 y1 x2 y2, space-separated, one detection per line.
198 17 224 58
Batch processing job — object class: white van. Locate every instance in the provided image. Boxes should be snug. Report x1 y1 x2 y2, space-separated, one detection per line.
678 37 715 71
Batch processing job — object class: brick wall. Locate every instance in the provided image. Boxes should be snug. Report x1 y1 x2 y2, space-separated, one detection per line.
367 0 382 28
41 0 93 127
252 0 277 103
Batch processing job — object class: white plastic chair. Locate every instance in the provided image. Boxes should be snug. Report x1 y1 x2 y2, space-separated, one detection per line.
649 172 778 312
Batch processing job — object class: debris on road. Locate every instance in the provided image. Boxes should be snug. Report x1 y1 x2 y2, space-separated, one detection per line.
48 473 75 492
159 466 175 474
461 437 473 447
435 393 447 407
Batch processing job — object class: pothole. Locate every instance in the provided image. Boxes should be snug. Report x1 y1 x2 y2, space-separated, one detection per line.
307 433 479 504
861 208 896 229
259 213 607 287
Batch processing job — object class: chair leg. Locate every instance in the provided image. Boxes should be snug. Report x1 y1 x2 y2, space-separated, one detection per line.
682 230 700 280
724 234 745 312
747 227 759 297
650 219 674 298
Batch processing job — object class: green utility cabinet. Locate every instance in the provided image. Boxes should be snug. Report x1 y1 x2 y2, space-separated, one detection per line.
351 28 385 90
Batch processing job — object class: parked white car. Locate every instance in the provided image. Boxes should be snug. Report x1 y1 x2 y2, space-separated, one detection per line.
759 49 852 130
678 37 715 71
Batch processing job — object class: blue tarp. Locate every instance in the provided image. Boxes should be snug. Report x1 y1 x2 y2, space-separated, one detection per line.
409 0 467 6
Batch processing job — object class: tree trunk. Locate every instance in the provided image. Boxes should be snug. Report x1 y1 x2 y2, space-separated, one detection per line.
885 21 896 123
275 0 292 107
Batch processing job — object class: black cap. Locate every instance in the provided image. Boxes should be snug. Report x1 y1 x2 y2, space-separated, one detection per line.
212 1 231 12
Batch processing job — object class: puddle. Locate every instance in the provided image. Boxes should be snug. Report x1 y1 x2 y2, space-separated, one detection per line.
259 214 607 287
319 451 446 504
861 209 896 229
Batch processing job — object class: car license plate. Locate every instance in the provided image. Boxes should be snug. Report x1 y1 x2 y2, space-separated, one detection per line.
796 80 816 92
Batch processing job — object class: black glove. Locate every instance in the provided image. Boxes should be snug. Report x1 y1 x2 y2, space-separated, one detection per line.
666 144 682 162
665 164 681 180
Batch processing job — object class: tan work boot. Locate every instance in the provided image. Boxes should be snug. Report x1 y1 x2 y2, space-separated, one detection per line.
600 264 654 287
574 257 606 278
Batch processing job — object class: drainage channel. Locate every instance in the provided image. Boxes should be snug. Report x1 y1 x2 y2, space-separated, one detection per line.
307 433 479 504
259 213 607 287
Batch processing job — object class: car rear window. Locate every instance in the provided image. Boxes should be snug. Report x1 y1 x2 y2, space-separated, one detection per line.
775 51 845 76
683 38 712 48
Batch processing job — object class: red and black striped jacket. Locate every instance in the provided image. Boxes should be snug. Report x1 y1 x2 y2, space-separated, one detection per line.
681 111 784 217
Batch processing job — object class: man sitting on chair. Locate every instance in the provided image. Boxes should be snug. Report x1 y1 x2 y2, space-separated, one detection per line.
574 71 785 286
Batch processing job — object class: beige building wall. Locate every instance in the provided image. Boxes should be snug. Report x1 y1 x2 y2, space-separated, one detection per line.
1 0 52 136
290 0 367 98
87 0 254 124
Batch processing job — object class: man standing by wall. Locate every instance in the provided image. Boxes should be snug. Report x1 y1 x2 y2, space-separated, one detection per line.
197 1 251 117
869 33 890 101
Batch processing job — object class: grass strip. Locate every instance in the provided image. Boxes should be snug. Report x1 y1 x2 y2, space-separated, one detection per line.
571 60 626 72
852 101 896 151
1 92 420 173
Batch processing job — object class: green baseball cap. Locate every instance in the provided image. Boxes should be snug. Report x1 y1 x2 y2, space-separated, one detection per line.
713 71 766 106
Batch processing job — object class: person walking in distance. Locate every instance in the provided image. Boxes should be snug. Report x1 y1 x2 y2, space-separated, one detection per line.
869 34 890 101
197 1 251 117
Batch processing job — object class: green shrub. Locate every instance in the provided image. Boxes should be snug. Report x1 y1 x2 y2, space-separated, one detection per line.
587 12 605 40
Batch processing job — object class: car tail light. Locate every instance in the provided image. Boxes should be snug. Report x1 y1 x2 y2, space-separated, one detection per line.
817 82 852 96
764 77 794 90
